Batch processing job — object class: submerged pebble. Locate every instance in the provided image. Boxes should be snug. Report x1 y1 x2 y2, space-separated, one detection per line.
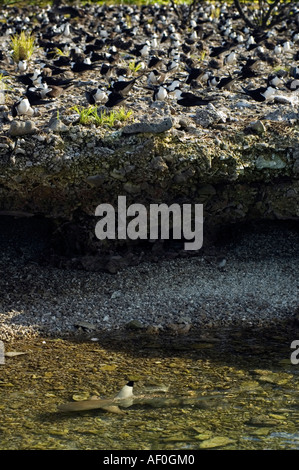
199 436 236 449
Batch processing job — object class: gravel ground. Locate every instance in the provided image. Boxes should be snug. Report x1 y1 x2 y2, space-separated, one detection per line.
0 216 298 342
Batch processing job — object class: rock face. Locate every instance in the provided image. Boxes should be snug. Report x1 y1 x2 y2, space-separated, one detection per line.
0 121 298 252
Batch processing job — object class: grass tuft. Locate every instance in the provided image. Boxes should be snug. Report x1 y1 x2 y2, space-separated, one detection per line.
10 31 35 62
71 105 133 128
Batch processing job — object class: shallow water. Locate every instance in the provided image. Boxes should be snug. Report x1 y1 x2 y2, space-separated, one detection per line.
0 325 298 450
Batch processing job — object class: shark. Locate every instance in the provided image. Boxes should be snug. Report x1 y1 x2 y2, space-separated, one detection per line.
57 381 218 415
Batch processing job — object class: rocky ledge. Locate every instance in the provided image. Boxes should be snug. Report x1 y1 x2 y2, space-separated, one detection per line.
0 111 298 252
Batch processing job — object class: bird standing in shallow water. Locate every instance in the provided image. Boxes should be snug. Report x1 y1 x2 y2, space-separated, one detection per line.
115 381 134 399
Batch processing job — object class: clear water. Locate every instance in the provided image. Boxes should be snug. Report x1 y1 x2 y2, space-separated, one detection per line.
0 325 298 450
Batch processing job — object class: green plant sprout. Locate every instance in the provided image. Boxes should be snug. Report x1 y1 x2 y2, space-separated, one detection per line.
199 50 206 62
52 47 70 59
128 60 143 75
0 73 9 88
211 6 221 20
125 14 132 28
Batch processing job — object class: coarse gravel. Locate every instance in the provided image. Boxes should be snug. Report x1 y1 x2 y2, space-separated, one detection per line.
0 216 298 342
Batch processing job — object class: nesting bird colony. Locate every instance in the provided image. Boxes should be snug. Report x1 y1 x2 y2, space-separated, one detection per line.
0 1 298 134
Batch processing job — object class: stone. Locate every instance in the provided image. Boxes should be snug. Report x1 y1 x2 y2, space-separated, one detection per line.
235 100 254 109
274 94 299 106
255 154 286 169
173 168 195 183
86 174 106 187
125 320 144 330
199 436 235 449
195 103 228 128
8 120 37 136
250 428 271 436
246 120 266 135
48 118 69 133
263 109 298 122
121 117 173 135
149 156 168 171
123 181 141 194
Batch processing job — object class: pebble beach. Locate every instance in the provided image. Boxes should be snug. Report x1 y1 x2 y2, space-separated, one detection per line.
0 217 298 342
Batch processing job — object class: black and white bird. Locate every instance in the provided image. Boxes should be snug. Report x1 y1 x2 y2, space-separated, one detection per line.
100 63 114 79
185 66 203 85
85 86 108 104
12 96 33 118
71 58 95 73
153 85 168 101
109 74 144 97
237 58 258 79
115 381 134 399
147 56 162 69
215 73 236 91
53 55 71 67
166 55 180 72
285 78 299 91
16 68 41 86
267 73 284 88
105 91 127 108
18 59 28 72
130 42 150 57
210 42 233 57
241 85 275 102
175 90 214 107
207 75 220 87
147 69 166 86
25 85 51 104
290 66 299 79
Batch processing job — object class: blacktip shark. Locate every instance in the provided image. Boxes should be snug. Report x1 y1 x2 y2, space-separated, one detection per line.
57 381 219 415
57 381 135 414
